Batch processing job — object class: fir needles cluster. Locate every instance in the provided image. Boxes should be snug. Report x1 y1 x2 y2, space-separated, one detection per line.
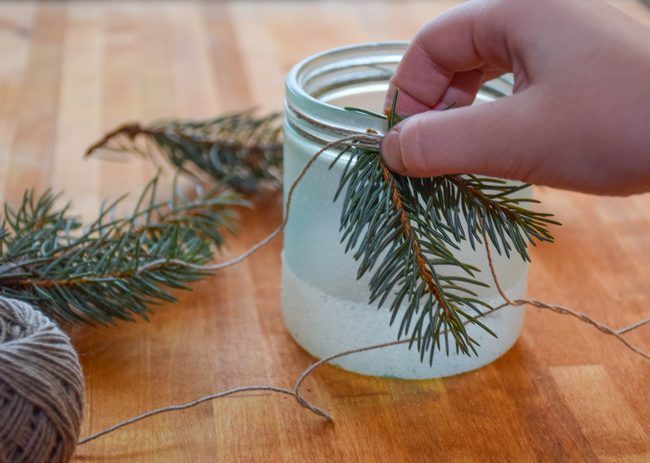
85 111 283 194
333 94 559 363
0 176 246 324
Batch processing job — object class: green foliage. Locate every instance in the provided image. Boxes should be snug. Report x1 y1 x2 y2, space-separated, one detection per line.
334 93 559 363
0 176 246 324
86 112 283 194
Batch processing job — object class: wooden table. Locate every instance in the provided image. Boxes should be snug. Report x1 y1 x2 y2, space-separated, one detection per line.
1 1 649 461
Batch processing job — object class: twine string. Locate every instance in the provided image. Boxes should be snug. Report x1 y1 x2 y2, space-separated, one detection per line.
482 228 650 359
78 386 294 444
78 132 649 446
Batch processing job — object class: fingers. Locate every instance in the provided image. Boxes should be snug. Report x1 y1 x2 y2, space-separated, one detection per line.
385 69 488 115
379 92 650 195
435 70 487 108
385 0 513 114
381 93 545 183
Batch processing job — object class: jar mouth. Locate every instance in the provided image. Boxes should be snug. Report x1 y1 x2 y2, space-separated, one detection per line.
285 41 513 147
286 42 408 138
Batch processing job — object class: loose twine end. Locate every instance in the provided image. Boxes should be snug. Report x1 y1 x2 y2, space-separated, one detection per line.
78 132 648 447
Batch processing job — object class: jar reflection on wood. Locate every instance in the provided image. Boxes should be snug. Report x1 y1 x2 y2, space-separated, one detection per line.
282 42 527 379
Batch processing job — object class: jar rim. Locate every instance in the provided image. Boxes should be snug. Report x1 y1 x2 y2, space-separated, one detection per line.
285 41 513 148
286 41 408 126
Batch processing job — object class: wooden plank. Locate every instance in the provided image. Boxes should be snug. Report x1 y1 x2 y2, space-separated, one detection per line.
550 365 647 459
0 1 647 461
0 2 34 206
2 3 64 204
51 4 103 220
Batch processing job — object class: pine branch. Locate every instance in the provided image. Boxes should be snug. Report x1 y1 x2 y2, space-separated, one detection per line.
85 111 283 194
0 175 247 324
334 93 559 363
333 149 494 361
421 174 559 260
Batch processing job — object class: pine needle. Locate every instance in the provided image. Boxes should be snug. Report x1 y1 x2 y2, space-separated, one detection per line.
0 175 247 324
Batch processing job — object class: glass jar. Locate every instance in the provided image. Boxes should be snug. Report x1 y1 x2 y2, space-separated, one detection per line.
282 42 527 379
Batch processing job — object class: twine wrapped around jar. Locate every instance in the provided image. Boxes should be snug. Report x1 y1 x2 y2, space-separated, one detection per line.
0 297 84 463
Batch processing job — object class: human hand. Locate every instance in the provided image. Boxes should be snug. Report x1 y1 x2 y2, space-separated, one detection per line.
381 0 650 195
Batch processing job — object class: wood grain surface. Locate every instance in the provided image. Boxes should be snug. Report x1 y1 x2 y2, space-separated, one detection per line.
0 1 649 461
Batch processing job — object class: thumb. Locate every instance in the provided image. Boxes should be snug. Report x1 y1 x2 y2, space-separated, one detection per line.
380 93 545 182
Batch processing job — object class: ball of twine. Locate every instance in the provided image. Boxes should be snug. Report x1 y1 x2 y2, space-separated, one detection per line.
0 297 84 463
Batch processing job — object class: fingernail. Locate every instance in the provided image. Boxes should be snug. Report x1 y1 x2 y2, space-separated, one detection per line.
381 127 406 174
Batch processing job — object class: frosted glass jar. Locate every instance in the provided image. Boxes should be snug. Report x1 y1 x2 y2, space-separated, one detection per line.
282 42 527 379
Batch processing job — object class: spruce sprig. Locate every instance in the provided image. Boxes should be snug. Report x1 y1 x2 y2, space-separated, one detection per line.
334 92 559 363
85 111 283 194
0 175 246 324
417 174 558 260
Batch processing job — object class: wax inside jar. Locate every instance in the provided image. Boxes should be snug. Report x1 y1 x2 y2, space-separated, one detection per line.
322 83 388 114
322 81 492 115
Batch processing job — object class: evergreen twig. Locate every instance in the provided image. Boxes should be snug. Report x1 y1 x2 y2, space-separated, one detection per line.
0 175 247 324
333 92 560 363
85 111 283 194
